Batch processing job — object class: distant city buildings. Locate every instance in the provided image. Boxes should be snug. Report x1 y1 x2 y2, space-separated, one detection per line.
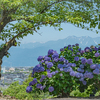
9 67 15 72
1 66 6 73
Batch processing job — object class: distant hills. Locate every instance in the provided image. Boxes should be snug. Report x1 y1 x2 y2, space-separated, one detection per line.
2 36 100 67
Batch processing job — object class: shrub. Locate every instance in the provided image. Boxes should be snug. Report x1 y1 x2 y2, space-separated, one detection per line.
26 44 100 98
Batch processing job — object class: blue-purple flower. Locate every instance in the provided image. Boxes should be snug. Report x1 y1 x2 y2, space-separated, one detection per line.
74 57 79 61
79 64 84 68
93 68 99 74
70 71 76 76
75 72 81 78
36 84 42 88
60 68 63 71
51 71 56 75
26 86 32 93
41 75 46 79
79 77 84 81
58 64 63 69
40 85 46 90
63 67 72 72
84 47 90 52
71 63 76 67
49 86 54 92
82 80 87 85
44 56 51 61
81 58 87 64
37 56 44 61
77 68 84 73
60 73 63 76
29 78 37 86
47 73 52 78
75 43 79 46
90 64 97 69
48 49 54 55
94 47 98 51
64 59 69 64
68 45 71 47
47 62 53 68
84 72 93 79
55 70 59 73
87 59 93 64
76 52 80 55
95 52 100 57
54 58 58 62
60 48 64 51
58 57 65 62
80 50 85 54
78 48 81 52
52 53 59 59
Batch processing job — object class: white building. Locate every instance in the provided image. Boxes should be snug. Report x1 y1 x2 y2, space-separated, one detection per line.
1 66 5 73
9 67 15 72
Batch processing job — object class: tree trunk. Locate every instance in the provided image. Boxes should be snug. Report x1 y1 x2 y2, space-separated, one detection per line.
0 59 2 94
0 39 17 94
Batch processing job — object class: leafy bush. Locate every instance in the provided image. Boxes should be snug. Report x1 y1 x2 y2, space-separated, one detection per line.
26 44 100 98
2 74 51 100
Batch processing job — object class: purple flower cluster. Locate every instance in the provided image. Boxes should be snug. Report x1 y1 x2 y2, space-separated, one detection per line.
36 84 46 90
47 72 52 78
40 75 46 82
87 59 93 64
33 65 45 73
81 58 87 64
29 78 37 86
95 52 100 57
37 56 44 61
52 53 59 59
47 62 53 68
26 86 32 93
27 44 100 94
84 71 93 79
74 57 79 61
49 86 54 92
58 57 65 62
90 64 97 69
93 68 100 74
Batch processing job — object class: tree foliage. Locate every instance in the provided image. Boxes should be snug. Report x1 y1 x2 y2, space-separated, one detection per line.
0 0 100 46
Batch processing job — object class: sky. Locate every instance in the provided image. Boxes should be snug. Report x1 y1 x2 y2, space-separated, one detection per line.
20 22 100 44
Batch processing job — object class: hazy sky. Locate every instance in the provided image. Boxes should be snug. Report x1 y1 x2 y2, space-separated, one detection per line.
20 22 100 44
